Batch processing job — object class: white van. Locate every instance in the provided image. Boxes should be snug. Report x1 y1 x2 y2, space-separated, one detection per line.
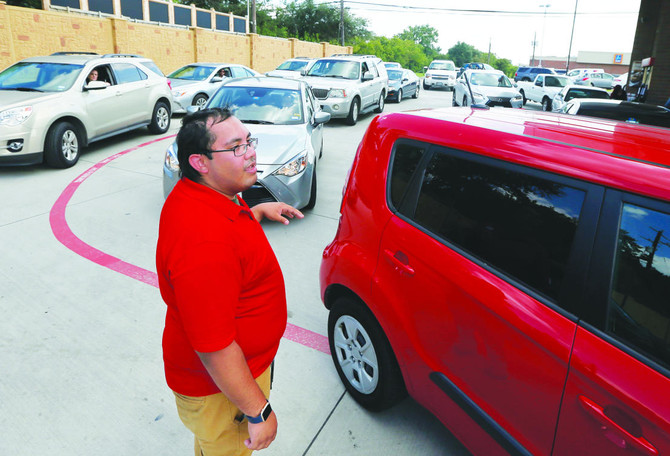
567 68 604 83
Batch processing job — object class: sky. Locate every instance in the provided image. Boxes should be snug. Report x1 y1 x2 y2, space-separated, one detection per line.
309 0 642 66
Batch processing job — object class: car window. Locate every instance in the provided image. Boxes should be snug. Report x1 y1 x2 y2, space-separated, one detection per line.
564 88 610 102
141 60 165 76
168 65 217 81
277 60 308 71
0 62 82 92
470 73 512 87
389 142 427 210
112 63 147 83
387 70 402 80
545 76 569 87
411 150 587 301
307 59 359 80
368 62 379 77
209 86 303 125
609 202 670 369
429 61 455 71
230 66 249 78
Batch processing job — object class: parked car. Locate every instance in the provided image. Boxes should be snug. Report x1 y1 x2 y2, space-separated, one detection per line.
301 54 388 126
423 59 457 91
551 85 610 112
566 67 604 82
163 77 330 209
575 72 615 89
516 74 572 111
320 107 670 456
514 66 556 82
0 52 172 168
614 72 629 88
383 62 401 69
561 99 670 128
168 63 260 113
457 62 494 77
452 69 523 108
386 68 419 102
265 57 317 79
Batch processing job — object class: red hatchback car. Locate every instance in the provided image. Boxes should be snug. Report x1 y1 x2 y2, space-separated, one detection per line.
320 108 670 456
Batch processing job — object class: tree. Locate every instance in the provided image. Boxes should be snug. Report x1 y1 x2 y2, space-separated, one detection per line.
5 0 42 9
447 42 480 68
396 25 441 59
354 36 429 73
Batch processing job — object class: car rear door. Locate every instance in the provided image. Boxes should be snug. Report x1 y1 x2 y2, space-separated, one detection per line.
553 190 670 456
371 141 603 455
108 62 151 127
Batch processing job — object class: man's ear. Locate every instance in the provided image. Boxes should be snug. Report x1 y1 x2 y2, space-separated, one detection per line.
188 154 209 174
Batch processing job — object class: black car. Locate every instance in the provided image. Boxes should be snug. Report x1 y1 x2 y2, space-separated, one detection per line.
561 99 670 128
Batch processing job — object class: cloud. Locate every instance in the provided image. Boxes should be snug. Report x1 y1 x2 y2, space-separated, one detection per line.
623 205 648 219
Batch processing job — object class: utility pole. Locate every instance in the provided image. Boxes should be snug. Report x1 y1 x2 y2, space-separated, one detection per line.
531 32 536 66
566 0 579 72
487 37 491 64
249 0 256 34
340 0 345 46
539 4 551 67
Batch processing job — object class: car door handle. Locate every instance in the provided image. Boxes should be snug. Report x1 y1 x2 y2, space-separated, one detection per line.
383 249 415 276
578 395 658 456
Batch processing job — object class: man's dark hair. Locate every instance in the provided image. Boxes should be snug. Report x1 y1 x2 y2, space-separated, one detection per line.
176 107 233 182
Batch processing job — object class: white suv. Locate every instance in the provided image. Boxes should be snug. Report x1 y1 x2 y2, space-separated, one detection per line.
301 54 388 125
0 52 173 168
423 59 457 91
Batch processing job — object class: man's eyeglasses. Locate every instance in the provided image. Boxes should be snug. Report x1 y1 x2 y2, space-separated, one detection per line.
208 137 258 157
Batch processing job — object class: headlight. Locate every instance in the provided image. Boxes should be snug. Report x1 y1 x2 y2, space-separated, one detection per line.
164 146 180 172
172 90 189 98
472 92 488 104
0 106 32 126
329 89 346 98
425 73 432 79
512 94 522 100
274 152 307 177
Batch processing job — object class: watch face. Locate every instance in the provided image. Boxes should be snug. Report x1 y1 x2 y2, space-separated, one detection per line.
261 402 272 421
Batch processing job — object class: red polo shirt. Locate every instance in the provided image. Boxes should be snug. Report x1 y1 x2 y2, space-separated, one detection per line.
156 178 287 396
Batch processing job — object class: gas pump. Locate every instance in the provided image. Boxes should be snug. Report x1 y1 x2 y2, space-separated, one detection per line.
635 57 654 102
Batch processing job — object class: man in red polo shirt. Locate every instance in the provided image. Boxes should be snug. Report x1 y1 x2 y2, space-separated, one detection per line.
156 107 303 455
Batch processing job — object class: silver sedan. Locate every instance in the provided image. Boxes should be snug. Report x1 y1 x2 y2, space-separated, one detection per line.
163 77 330 210
167 63 261 113
452 69 523 108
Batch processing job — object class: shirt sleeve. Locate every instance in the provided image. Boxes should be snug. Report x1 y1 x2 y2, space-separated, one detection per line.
168 239 242 353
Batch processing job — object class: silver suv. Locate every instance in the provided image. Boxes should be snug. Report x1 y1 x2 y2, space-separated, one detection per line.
301 54 388 125
0 52 173 168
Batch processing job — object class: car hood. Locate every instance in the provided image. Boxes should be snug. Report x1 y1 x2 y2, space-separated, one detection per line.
427 70 456 77
169 79 206 89
471 86 521 97
0 89 61 108
300 75 356 90
266 70 302 79
388 80 402 89
246 123 307 165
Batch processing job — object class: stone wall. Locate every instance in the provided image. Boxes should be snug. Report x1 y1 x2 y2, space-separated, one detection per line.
0 2 352 74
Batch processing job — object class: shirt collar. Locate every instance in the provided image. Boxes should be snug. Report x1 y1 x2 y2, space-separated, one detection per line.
179 178 254 222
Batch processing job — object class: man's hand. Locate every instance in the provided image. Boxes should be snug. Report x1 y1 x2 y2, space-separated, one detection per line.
251 202 304 224
245 412 278 450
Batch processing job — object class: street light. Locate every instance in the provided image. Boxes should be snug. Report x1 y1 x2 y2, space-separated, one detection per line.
539 4 551 67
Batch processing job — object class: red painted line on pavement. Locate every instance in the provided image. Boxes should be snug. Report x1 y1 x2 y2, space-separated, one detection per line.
49 135 331 355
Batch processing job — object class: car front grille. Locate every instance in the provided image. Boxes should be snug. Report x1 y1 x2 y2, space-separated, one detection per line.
312 88 330 99
486 97 514 107
242 183 277 207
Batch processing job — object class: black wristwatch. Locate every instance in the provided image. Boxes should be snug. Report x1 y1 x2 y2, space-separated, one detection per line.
245 400 272 424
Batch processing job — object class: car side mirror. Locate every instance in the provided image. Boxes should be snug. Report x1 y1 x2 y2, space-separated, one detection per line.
402 78 408 82
186 105 201 114
314 111 331 125
423 66 428 72
300 69 307 76
362 73 374 81
85 81 108 90
212 76 223 82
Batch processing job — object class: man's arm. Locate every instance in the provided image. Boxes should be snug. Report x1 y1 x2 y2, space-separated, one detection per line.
197 342 277 450
251 202 304 224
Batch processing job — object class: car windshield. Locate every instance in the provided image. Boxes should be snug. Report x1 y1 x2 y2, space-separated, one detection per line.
277 60 308 71
387 70 403 80
168 65 218 81
545 76 570 87
470 73 512 87
565 88 610 102
209 87 303 125
0 62 83 92
429 61 455 71
306 60 359 79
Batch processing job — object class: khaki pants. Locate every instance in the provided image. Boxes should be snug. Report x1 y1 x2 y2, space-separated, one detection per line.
173 366 272 456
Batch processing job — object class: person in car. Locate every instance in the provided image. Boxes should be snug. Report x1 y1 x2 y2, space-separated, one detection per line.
611 84 627 101
217 67 231 78
156 107 303 455
86 69 109 86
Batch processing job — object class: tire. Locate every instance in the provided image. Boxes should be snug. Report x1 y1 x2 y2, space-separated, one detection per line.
519 89 527 105
522 77 531 82
463 96 468 107
374 92 385 113
423 80 429 90
396 89 402 103
345 98 360 125
319 138 324 159
328 296 406 411
413 86 419 99
304 166 317 210
192 94 208 110
44 121 81 168
148 101 171 134
542 97 552 112
452 92 457 106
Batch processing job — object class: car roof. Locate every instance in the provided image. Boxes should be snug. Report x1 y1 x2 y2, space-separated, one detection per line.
20 53 153 65
221 76 302 90
464 69 505 76
563 84 609 92
570 100 670 113
375 108 670 200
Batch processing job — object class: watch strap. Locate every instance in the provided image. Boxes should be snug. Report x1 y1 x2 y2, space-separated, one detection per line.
245 400 271 424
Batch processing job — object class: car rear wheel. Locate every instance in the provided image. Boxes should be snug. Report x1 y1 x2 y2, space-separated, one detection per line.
328 296 406 411
463 96 468 107
374 92 385 113
148 101 171 134
192 94 208 109
519 89 527 105
423 80 429 90
44 121 81 168
452 93 458 106
542 97 552 112
345 98 360 125
413 86 419 99
396 89 402 103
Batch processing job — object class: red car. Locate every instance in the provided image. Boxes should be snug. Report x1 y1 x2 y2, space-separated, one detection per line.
320 108 670 456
